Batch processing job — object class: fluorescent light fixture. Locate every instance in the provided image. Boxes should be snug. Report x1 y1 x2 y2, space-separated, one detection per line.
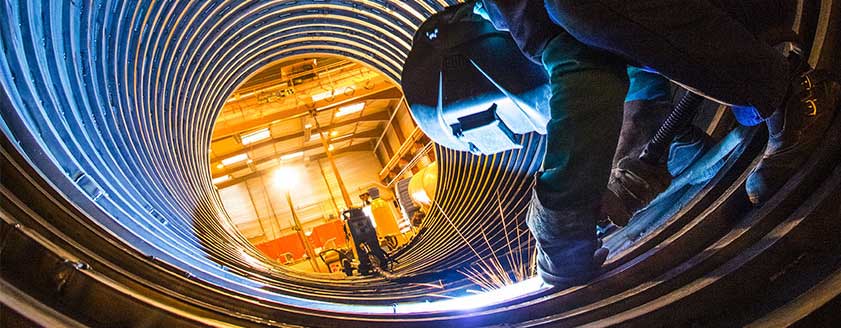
311 90 334 102
212 175 231 184
330 130 338 137
240 128 270 145
304 123 313 129
327 144 335 151
335 133 353 140
280 151 304 161
216 164 224 169
221 153 249 166
335 102 365 117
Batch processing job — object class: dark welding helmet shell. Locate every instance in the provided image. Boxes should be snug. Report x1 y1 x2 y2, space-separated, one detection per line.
401 2 551 155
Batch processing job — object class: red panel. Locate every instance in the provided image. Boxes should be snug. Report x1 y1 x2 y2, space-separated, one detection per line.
255 242 277 258
256 220 349 263
312 219 347 248
255 234 306 262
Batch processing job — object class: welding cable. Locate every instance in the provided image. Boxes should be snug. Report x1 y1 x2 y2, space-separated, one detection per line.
640 92 706 164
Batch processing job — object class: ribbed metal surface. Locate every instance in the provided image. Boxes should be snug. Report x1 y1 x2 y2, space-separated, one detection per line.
1 0 841 327
0 0 540 307
400 138 540 273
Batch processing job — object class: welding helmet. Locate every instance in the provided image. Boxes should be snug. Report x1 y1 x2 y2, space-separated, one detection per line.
401 2 551 155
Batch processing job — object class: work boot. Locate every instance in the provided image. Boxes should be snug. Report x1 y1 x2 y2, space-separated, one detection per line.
602 100 673 226
527 184 607 288
667 125 718 178
603 101 715 226
746 67 841 204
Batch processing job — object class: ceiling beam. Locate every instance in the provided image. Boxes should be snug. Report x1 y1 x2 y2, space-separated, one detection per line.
307 139 377 162
212 85 402 141
211 110 390 162
214 128 383 178
234 59 350 97
214 142 374 189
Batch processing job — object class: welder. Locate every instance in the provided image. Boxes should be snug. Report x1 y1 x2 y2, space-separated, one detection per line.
403 0 840 289
473 0 839 289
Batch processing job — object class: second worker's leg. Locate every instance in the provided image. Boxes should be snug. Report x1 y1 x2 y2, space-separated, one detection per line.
602 67 672 226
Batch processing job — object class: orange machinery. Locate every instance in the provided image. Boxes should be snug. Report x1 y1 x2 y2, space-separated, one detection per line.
255 219 348 264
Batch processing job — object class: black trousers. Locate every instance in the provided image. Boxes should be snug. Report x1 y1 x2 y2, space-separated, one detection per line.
543 0 795 124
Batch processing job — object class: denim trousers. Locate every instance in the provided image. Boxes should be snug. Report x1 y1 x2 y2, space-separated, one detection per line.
529 33 672 285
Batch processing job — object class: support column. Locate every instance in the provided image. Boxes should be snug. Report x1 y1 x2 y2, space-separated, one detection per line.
259 175 284 237
286 191 321 272
243 181 268 241
310 110 353 208
317 159 341 218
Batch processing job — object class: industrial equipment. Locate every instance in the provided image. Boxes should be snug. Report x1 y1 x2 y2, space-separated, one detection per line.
343 208 393 275
367 187 405 246
2 0 840 326
407 162 438 211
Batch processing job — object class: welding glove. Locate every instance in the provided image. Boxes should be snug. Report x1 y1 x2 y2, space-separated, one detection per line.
601 99 673 227
602 68 715 226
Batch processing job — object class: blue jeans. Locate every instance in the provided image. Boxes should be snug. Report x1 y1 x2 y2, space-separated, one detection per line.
529 34 672 286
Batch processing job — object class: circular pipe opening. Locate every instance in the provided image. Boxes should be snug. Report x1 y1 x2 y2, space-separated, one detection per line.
1 0 839 326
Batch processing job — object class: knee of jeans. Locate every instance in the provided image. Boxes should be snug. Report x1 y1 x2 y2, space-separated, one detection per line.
526 206 593 244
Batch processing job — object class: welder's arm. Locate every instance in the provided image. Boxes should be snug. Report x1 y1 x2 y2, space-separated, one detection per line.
475 0 566 64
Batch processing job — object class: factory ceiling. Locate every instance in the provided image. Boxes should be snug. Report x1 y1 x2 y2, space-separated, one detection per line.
209 56 402 188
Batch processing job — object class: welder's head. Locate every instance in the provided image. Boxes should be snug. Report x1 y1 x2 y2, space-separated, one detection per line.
401 2 551 155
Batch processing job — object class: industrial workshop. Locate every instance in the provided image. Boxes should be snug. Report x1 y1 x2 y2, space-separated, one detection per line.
1 0 840 327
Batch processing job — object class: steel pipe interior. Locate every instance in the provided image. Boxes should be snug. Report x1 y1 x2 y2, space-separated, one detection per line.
0 0 539 313
1 0 840 327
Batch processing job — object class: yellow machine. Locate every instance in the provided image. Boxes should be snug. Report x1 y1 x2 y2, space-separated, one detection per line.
370 197 401 237
408 162 438 211
366 187 407 247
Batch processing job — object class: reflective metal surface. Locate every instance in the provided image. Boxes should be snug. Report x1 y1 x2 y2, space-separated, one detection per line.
1 0 840 327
